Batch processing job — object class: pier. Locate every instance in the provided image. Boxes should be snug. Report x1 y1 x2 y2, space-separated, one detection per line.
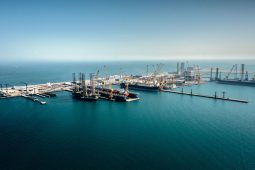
163 89 248 103
22 95 47 105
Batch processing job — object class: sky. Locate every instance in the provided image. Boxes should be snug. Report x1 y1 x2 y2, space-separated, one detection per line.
0 0 255 61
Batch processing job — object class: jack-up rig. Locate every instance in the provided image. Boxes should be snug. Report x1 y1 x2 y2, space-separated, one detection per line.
71 72 139 102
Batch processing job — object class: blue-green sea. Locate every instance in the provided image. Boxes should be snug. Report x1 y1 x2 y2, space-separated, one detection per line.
1 60 255 169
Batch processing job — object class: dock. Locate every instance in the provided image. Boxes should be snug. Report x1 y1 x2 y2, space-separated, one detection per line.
22 95 47 105
163 89 248 103
34 93 46 98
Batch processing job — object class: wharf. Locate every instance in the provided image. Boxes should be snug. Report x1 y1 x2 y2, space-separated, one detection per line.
163 90 248 103
22 95 47 105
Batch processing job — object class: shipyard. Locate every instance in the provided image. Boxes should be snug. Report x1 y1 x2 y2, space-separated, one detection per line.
0 62 252 104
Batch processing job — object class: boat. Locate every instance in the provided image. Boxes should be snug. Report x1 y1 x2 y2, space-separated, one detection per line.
42 92 57 97
120 82 160 92
96 87 139 102
216 64 255 87
217 79 255 87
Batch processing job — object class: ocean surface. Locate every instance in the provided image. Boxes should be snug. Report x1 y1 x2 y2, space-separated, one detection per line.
1 60 255 169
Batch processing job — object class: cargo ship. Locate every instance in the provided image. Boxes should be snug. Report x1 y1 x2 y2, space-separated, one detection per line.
215 64 255 87
120 82 161 92
217 79 255 86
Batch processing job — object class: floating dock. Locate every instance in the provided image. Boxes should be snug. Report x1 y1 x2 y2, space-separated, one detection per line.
163 89 248 103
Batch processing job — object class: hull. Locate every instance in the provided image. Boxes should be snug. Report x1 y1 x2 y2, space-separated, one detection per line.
217 80 255 87
96 87 139 102
120 83 160 92
80 96 98 101
72 92 82 99
72 92 98 101
114 95 127 102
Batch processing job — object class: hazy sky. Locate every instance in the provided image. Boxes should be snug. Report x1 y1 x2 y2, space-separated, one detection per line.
0 0 255 61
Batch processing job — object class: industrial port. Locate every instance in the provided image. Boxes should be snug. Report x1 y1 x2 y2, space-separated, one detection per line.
0 62 253 104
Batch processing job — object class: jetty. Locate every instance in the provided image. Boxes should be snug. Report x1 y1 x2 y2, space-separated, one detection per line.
163 89 248 103
22 95 47 105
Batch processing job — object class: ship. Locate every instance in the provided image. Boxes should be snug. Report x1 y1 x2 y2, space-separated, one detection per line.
120 82 161 92
215 64 255 87
96 87 139 102
217 79 255 86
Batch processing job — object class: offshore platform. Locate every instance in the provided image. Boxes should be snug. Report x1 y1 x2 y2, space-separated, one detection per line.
71 72 139 102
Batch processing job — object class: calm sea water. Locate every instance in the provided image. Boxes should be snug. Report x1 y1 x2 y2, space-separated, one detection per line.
1 60 255 169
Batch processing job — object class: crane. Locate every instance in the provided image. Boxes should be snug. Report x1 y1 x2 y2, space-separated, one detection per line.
5 84 9 93
225 64 238 80
20 82 28 93
152 63 164 76
194 65 201 83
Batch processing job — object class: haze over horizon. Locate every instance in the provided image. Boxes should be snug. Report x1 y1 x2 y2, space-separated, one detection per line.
0 0 255 61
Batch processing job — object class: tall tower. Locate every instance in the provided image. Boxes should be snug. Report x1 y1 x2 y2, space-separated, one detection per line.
215 68 219 80
180 62 185 75
241 64 245 81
